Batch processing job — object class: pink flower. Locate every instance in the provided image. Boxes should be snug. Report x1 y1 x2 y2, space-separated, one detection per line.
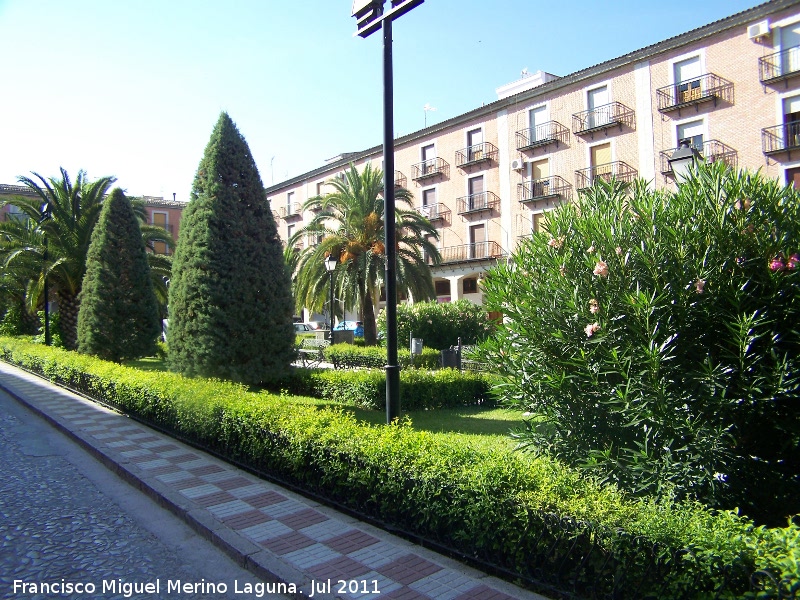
559 264 566 277
615 247 623 256
584 322 601 338
589 299 600 314
694 279 705 294
593 260 609 277
770 257 785 272
548 236 564 249
586 245 595 254
788 254 800 270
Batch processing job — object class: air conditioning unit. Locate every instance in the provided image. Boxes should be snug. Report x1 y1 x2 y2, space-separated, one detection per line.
748 20 770 41
511 158 525 171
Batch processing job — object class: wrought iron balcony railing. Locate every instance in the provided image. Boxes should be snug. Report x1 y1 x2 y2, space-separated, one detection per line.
572 102 635 135
411 157 449 181
437 241 505 264
277 203 302 219
518 175 573 203
456 191 500 215
762 120 800 155
455 142 498 168
394 170 407 189
659 140 738 174
575 161 638 190
759 46 800 84
418 202 450 223
516 120 570 151
0 184 36 197
656 73 734 113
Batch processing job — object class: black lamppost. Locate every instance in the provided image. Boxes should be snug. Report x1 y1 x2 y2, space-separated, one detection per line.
352 0 424 424
668 138 701 182
324 254 337 341
38 202 51 346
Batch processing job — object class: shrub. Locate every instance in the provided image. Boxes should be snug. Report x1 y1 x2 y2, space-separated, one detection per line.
478 164 800 523
77 188 161 362
0 336 797 598
378 299 494 350
324 343 439 370
167 112 295 384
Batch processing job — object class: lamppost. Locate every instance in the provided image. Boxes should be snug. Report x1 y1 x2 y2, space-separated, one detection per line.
352 0 424 424
38 202 51 346
324 254 337 341
668 138 701 182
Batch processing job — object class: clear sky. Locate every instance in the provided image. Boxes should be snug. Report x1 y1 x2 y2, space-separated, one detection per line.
0 0 761 200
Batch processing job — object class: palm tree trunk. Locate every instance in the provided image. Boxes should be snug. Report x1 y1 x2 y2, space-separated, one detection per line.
362 295 377 346
57 290 80 350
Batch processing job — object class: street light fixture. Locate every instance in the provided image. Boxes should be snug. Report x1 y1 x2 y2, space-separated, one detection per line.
668 138 701 182
324 254 337 341
352 0 424 425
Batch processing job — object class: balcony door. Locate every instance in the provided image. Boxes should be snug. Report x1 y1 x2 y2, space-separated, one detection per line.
674 56 702 103
529 105 547 143
783 96 800 149
467 128 483 161
151 212 169 255
422 143 436 174
468 176 484 211
590 143 612 183
470 224 486 259
677 120 704 153
530 159 549 197
587 86 609 129
786 167 800 190
781 23 800 75
422 188 437 219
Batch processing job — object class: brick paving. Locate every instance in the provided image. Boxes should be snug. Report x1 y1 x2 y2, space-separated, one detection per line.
0 361 548 600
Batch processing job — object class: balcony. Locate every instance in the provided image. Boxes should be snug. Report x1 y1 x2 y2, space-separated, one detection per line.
411 157 449 181
456 191 500 215
277 203 302 219
516 120 570 152
759 46 800 85
575 161 638 190
418 202 450 224
656 73 733 113
659 140 738 174
394 170 407 189
438 241 505 265
455 142 498 168
572 102 635 136
762 120 800 155
518 175 573 203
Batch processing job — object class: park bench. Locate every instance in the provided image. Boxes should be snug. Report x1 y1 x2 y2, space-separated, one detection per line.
459 345 487 372
296 338 330 368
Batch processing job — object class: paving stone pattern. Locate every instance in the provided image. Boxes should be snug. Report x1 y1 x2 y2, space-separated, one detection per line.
0 362 545 600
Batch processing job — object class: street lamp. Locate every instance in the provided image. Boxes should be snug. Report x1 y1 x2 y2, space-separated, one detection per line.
324 254 337 341
352 0 424 424
38 202 51 347
668 138 701 182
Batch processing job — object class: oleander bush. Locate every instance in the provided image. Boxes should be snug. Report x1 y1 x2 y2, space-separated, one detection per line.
478 164 800 525
0 336 797 598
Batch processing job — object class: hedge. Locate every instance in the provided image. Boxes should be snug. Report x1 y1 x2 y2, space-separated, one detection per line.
0 337 796 599
323 343 440 370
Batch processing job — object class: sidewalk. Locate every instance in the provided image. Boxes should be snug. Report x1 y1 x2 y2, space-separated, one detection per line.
0 361 547 600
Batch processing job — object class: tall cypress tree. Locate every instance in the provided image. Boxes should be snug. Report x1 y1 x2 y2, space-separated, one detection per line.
167 112 295 384
77 188 161 362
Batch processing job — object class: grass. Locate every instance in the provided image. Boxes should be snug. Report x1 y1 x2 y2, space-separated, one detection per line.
122 356 523 448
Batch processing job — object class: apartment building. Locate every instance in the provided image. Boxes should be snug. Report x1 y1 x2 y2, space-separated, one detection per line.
265 0 800 313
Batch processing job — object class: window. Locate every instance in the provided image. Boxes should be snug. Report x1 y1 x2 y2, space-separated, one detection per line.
316 182 324 196
421 143 436 174
422 188 438 220
587 86 610 129
470 223 486 259
435 280 450 296
529 105 547 141
677 120 704 151
468 176 484 210
287 191 294 210
462 278 478 294
467 128 483 161
674 56 702 102
780 22 800 73
786 167 800 190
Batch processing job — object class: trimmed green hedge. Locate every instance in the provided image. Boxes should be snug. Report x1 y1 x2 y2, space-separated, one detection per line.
0 337 796 599
310 367 496 410
324 343 440 370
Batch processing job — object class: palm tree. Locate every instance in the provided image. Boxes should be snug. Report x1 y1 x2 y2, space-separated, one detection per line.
290 163 440 346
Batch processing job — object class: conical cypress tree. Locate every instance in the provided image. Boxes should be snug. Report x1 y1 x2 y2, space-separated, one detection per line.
167 112 295 384
77 188 161 362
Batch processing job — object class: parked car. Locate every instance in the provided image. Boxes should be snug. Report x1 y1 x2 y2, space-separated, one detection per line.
306 321 329 331
334 321 364 337
294 323 313 332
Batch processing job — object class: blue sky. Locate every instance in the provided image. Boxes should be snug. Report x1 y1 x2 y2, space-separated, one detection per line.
0 0 760 200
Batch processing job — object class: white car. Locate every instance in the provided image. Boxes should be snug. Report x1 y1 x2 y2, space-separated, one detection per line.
294 323 313 332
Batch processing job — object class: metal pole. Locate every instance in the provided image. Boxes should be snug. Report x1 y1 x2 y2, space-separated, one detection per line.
329 270 335 341
43 235 50 346
383 13 400 423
